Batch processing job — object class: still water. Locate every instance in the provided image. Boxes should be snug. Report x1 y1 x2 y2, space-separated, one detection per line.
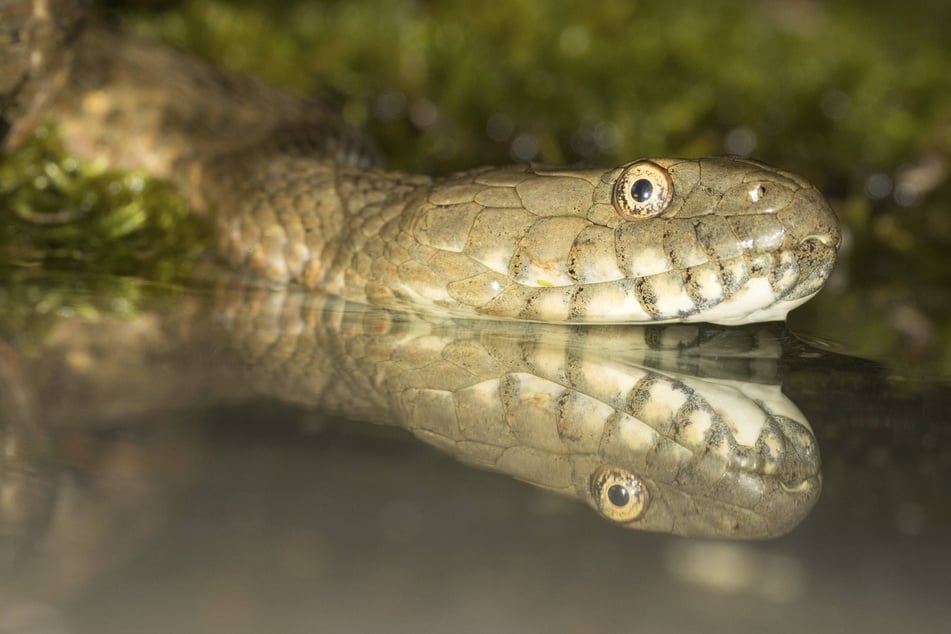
0 274 947 633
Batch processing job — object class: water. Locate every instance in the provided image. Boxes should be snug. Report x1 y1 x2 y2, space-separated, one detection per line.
0 275 948 633
2 0 949 629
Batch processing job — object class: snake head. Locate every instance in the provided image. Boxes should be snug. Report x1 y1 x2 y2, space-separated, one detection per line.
608 157 842 322
581 381 823 540
407 157 840 324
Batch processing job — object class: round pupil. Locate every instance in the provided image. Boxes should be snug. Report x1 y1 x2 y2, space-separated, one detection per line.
630 178 654 203
607 484 630 507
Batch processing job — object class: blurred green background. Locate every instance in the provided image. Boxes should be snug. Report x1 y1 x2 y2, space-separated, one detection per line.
2 0 950 374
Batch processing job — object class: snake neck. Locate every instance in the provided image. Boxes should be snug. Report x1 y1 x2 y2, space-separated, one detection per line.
203 156 434 301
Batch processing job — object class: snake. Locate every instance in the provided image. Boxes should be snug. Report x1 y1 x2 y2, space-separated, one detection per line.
1 2 825 546
2 1 842 326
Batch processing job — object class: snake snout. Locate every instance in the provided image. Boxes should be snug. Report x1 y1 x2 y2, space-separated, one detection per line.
771 185 841 302
780 186 841 248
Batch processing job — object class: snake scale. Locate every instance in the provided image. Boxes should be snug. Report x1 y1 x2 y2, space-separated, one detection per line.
2 0 841 325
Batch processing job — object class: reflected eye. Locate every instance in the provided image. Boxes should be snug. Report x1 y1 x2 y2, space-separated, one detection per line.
590 465 649 523
612 160 674 220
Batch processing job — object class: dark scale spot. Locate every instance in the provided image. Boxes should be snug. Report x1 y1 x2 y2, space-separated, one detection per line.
670 399 705 440
555 391 583 442
718 262 733 288
634 277 660 317
567 285 587 320
626 374 657 418
566 250 579 281
607 484 630 507
682 264 721 311
631 179 653 203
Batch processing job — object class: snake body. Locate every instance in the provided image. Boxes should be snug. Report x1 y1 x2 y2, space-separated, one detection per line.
4 6 841 325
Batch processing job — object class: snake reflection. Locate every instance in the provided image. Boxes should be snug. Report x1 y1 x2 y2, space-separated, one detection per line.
2 282 821 548
219 286 821 538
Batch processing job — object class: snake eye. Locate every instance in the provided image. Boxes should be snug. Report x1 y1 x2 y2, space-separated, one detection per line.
612 160 673 220
590 465 649 523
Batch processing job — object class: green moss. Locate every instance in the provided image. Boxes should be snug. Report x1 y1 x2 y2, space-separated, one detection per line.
120 1 950 178
0 124 206 282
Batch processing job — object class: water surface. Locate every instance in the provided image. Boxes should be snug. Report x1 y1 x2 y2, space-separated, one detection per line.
0 275 948 633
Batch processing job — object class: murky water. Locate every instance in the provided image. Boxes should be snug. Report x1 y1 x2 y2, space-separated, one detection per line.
0 275 948 633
